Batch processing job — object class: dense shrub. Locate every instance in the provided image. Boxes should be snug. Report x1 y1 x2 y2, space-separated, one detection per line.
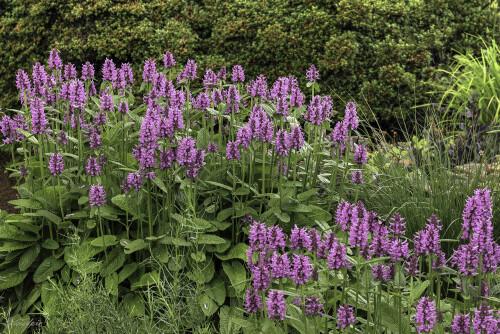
1 0 499 123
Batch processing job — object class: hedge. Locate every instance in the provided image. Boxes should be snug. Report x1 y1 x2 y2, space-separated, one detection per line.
0 0 498 122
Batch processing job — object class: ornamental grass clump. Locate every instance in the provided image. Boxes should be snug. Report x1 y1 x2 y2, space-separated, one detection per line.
0 51 498 333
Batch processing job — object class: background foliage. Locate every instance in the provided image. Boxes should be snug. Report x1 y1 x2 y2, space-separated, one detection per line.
1 0 499 123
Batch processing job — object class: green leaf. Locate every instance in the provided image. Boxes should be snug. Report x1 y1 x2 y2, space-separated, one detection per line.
123 293 145 317
191 251 206 262
118 263 139 284
6 314 30 334
222 261 247 293
22 285 42 314
0 267 29 290
215 243 249 261
159 236 191 246
199 292 218 316
90 235 117 247
111 194 141 216
8 199 42 210
0 240 35 252
131 271 159 290
207 181 234 192
379 301 410 334
36 210 62 225
297 188 318 202
197 234 227 245
122 239 148 254
206 275 226 306
197 128 210 148
41 239 59 250
19 244 40 271
274 211 290 223
78 196 89 205
216 207 235 222
411 280 430 302
105 272 119 296
233 187 250 196
100 247 125 277
33 256 64 283
0 224 38 242
152 177 169 194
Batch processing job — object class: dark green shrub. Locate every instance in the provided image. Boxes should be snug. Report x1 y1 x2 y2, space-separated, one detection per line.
0 0 498 123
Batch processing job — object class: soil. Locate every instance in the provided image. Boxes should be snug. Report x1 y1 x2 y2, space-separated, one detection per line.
0 152 20 214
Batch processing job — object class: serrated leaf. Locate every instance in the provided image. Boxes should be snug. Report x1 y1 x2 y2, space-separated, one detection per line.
0 267 29 290
197 128 210 148
199 292 218 316
36 210 62 225
0 240 35 252
122 239 148 254
90 235 117 247
206 275 226 306
131 271 159 290
123 293 145 317
207 181 234 192
8 199 42 210
105 272 119 296
233 187 250 196
191 251 206 262
197 234 227 245
33 256 64 283
41 239 59 250
100 247 125 277
0 224 38 242
411 280 430 302
19 244 40 271
274 211 290 223
222 261 246 293
111 194 141 216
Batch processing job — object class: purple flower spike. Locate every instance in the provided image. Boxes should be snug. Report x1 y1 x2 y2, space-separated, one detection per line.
472 301 496 333
451 313 470 334
49 153 64 176
274 129 291 157
89 184 106 207
100 94 114 112
290 225 312 251
86 156 102 176
143 59 157 83
81 62 95 81
232 65 245 82
337 304 355 328
48 49 63 70
163 51 176 69
290 126 304 150
354 145 368 165
291 254 311 285
327 240 349 270
226 141 241 160
248 220 267 251
270 252 291 279
352 170 364 184
30 98 49 135
344 102 359 130
266 290 286 320
64 63 77 81
244 288 263 313
267 225 286 251
389 212 406 237
305 296 324 316
415 297 437 333
306 64 319 82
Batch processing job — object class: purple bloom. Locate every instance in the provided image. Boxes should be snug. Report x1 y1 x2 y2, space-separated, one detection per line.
86 156 102 176
370 224 389 257
290 88 304 107
158 147 176 170
211 89 224 105
177 59 197 83
143 59 157 83
389 213 406 237
100 94 114 112
30 98 49 134
89 184 106 207
16 69 31 93
462 187 493 241
291 254 311 285
18 164 29 177
217 66 227 81
203 69 218 90
289 126 304 150
226 85 240 113
49 153 64 176
290 225 312 251
335 201 357 232
352 170 364 184
266 290 286 320
327 240 350 270
306 64 319 82
64 63 77 81
270 252 291 279
388 238 409 261
232 65 245 82
89 132 101 150
451 313 470 334
305 296 324 316
226 141 241 160
415 297 437 333
163 51 176 69
349 209 369 249
451 243 479 276
118 100 129 114
102 58 117 82
344 102 359 130
121 63 134 85
236 126 252 149
206 142 218 153
274 130 291 157
305 95 331 125
472 302 496 333
81 62 95 81
317 232 337 259
275 96 289 116
405 255 420 276
121 171 144 193
48 49 63 70
330 121 349 154
309 229 321 251
354 145 368 165
337 304 355 328
244 288 263 313
248 220 267 252
251 265 271 290
267 225 286 251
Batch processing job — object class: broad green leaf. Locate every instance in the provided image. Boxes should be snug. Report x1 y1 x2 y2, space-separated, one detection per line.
207 181 234 192
0 267 29 290
197 234 227 245
411 280 430 302
122 239 148 254
206 275 226 306
118 263 139 284
379 301 409 334
233 187 250 196
131 271 159 290
215 243 248 261
216 207 235 222
274 211 290 223
21 285 41 314
36 210 61 225
90 235 117 247
0 224 38 242
0 240 35 252
159 236 191 246
19 244 40 271
111 194 141 216
6 314 30 334
222 261 247 293
123 293 145 317
197 128 210 148
8 199 42 210
191 251 206 262
105 272 119 296
152 177 169 194
33 256 64 283
100 247 125 277
41 239 59 250
199 292 218 317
